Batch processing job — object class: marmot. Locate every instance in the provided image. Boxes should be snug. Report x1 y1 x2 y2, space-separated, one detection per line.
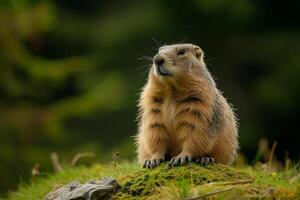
136 44 238 168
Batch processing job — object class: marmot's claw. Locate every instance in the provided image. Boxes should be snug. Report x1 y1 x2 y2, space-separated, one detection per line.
143 158 164 169
168 157 179 167
195 157 215 165
143 159 148 168
168 155 192 167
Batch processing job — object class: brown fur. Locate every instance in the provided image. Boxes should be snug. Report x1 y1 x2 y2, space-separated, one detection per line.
136 44 238 166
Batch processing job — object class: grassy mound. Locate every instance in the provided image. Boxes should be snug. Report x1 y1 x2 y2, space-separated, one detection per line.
8 162 300 200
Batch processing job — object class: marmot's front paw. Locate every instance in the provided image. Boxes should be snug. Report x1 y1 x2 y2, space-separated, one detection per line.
168 154 192 167
143 157 165 169
195 157 215 165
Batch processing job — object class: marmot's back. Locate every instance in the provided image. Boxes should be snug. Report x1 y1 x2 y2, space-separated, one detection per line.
136 44 238 168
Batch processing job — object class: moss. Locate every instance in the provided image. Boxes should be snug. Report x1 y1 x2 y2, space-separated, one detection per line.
112 163 252 199
8 162 300 200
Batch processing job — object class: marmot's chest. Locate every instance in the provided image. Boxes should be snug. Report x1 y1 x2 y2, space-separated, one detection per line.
161 100 180 132
161 99 195 155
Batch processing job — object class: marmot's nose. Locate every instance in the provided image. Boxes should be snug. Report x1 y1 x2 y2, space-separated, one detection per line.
154 55 165 66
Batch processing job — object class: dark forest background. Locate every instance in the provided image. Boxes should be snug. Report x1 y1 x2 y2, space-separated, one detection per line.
0 0 300 196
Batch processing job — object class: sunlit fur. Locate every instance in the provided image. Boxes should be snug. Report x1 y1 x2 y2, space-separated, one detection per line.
136 44 238 165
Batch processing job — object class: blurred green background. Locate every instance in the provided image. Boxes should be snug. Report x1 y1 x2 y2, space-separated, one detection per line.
0 0 300 196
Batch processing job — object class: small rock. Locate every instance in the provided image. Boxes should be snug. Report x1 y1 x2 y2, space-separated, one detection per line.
44 177 119 200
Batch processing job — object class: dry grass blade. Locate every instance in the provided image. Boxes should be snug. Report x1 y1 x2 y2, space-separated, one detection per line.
185 187 235 200
51 152 63 172
31 163 40 176
206 179 254 186
267 141 277 172
70 152 94 166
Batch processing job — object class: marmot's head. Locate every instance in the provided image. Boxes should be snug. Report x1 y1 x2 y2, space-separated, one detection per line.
152 44 205 79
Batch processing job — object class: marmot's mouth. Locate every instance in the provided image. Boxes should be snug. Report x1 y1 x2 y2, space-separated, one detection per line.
156 65 171 76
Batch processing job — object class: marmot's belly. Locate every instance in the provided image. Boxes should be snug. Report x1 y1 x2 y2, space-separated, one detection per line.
165 134 181 156
164 116 214 157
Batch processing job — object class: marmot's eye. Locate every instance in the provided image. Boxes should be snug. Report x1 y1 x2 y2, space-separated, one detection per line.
177 48 186 56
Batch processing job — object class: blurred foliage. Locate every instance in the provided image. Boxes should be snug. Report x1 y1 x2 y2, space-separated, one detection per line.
0 0 300 195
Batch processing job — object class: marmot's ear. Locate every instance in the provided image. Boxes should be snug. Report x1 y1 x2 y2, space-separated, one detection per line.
194 45 204 60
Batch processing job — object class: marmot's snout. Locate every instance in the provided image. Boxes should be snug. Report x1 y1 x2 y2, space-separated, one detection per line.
153 54 171 76
154 55 165 66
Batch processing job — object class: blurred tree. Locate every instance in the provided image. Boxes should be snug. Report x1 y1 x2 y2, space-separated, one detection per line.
0 0 128 193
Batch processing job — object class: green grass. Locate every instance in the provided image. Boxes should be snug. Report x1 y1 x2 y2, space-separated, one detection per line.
7 162 300 200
